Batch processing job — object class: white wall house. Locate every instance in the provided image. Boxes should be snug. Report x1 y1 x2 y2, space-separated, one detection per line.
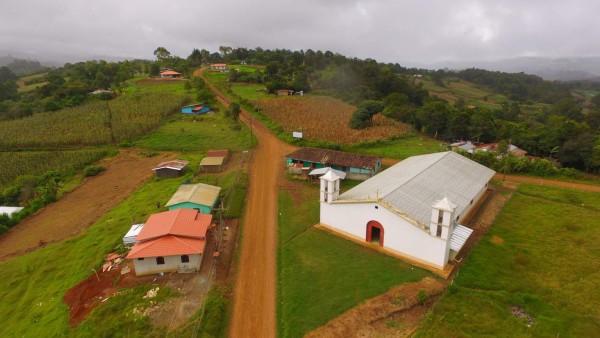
319 151 495 272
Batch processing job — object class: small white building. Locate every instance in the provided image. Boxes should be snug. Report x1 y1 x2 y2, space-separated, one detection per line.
318 151 495 273
0 206 24 218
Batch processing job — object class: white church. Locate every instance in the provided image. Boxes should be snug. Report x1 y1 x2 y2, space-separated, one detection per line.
318 151 495 273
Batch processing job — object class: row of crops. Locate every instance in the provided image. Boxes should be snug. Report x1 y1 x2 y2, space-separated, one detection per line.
254 96 410 144
0 92 187 148
0 149 109 189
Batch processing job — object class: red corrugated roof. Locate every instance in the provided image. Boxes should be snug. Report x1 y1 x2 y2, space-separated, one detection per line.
126 235 206 258
211 63 226 67
192 106 204 111
161 70 182 75
207 150 229 158
135 209 211 242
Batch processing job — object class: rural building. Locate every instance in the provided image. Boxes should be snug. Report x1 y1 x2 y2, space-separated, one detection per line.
152 160 189 178
181 104 211 114
318 151 495 273
207 150 230 164
200 156 225 173
210 63 227 71
285 147 381 180
475 143 527 158
0 206 24 218
160 70 182 78
126 209 212 276
165 183 221 213
123 224 144 246
277 89 292 96
450 141 476 153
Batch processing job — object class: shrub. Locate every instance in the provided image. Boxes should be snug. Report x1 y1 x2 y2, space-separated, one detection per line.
417 289 428 305
84 166 106 177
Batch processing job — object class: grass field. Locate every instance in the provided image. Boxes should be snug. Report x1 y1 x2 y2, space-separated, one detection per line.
416 183 600 337
343 134 448 159
277 181 433 338
230 83 270 100
136 110 251 152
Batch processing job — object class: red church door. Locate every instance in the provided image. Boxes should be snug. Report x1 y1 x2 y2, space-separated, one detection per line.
366 221 384 246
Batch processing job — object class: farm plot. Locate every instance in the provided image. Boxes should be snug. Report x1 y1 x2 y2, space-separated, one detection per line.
0 149 108 188
0 91 186 148
254 96 410 144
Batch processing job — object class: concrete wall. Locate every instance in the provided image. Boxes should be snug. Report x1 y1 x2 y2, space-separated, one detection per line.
132 254 203 276
167 202 211 214
320 201 449 269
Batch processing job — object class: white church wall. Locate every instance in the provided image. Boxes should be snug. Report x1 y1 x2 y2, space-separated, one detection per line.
320 201 449 269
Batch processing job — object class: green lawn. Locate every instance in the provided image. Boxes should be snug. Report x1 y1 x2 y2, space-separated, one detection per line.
230 83 271 100
136 112 251 152
277 181 433 338
343 134 448 159
416 183 600 337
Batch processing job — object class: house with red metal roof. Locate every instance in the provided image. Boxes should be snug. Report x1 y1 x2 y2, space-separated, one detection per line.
126 208 212 276
160 70 182 78
210 63 227 71
181 103 211 114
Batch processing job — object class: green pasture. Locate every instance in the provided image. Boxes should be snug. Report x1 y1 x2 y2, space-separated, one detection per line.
416 183 600 337
277 181 433 338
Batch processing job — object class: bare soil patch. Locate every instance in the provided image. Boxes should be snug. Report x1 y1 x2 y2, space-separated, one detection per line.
0 149 173 262
491 235 504 245
305 277 446 338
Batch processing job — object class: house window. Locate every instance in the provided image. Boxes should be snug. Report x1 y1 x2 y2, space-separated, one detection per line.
137 258 144 261
437 210 444 224
156 257 165 265
181 255 190 263
375 206 378 209
436 224 442 237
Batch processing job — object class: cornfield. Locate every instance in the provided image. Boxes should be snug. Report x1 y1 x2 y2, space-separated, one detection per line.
0 150 108 188
0 92 186 148
254 96 410 144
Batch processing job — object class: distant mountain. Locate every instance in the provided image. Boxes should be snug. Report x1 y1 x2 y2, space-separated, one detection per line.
410 57 600 81
0 50 142 69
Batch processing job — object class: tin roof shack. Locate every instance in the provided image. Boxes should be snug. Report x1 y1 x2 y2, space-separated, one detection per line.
160 70 182 78
200 156 225 173
181 104 211 114
207 150 230 164
0 206 24 218
285 147 381 180
165 183 221 214
126 209 212 276
152 160 189 178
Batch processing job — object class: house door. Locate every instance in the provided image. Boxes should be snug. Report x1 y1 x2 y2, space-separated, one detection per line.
366 221 384 246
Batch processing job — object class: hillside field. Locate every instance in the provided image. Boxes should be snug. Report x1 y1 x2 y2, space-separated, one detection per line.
416 183 600 336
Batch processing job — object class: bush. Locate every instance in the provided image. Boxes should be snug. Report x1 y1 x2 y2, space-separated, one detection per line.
417 289 428 305
84 166 105 177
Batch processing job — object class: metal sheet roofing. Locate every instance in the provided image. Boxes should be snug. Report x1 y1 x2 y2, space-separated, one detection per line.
286 147 380 169
165 183 221 208
200 157 225 166
450 224 473 252
207 150 229 158
152 160 189 171
338 151 495 227
309 167 347 179
0 206 24 216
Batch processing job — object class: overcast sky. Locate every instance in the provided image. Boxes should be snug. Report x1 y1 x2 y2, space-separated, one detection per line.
1 0 599 65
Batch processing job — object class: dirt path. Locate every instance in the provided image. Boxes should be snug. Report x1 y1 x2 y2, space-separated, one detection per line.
494 173 600 192
197 69 295 338
0 150 173 262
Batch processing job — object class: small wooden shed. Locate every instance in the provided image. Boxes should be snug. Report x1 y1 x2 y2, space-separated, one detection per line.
200 156 225 173
207 150 230 164
152 160 189 178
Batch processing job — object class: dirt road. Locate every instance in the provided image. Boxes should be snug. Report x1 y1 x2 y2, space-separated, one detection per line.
196 69 295 338
494 173 600 192
0 150 173 262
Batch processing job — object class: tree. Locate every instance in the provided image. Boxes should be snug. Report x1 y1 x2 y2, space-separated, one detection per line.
0 66 17 82
349 108 371 129
358 100 384 122
153 47 171 62
228 102 241 121
148 63 160 76
184 81 192 93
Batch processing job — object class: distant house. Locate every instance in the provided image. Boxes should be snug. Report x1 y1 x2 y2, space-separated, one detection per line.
200 156 225 173
181 104 211 114
160 70 182 79
450 141 477 153
475 143 527 158
207 150 230 164
126 209 212 276
210 63 227 71
277 89 292 96
318 151 495 274
0 206 24 218
165 183 221 214
285 147 381 180
152 160 189 178
90 89 113 96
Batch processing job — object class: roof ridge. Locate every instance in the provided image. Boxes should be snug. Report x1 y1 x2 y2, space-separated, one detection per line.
172 235 203 252
380 151 451 199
